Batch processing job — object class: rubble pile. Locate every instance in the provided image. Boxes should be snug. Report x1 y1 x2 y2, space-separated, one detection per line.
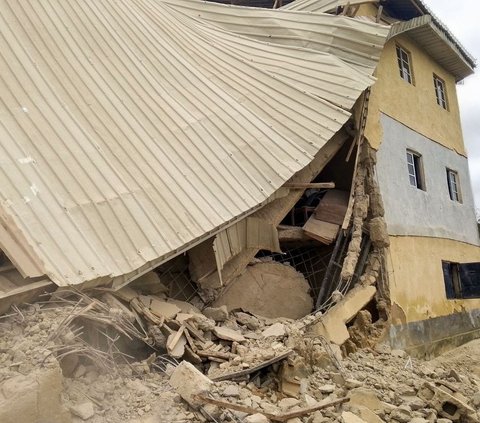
0 292 479 423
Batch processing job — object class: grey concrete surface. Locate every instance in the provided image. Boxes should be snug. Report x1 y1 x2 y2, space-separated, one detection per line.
376 113 479 246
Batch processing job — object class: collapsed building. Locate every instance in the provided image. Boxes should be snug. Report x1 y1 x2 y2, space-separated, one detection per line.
0 0 479 421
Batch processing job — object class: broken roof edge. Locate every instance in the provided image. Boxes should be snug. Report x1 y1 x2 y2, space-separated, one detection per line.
388 15 475 82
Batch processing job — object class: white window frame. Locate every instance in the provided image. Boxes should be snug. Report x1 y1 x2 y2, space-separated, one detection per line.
434 75 448 109
406 150 425 190
396 45 413 84
447 169 461 202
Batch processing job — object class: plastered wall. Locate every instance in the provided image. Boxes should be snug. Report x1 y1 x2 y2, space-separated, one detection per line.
376 114 479 246
365 34 465 156
388 236 480 324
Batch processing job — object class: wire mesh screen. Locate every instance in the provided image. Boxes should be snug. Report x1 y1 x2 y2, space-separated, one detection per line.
154 254 200 302
257 246 333 299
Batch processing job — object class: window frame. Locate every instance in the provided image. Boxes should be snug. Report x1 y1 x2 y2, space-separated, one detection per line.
433 74 448 110
396 44 413 84
446 168 462 203
406 150 425 191
443 261 480 300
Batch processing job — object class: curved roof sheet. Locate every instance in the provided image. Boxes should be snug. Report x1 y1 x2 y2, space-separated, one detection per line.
0 0 387 287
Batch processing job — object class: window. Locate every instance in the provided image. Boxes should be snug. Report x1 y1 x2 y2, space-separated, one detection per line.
406 150 425 190
443 261 480 299
396 45 413 84
434 75 448 109
446 169 461 202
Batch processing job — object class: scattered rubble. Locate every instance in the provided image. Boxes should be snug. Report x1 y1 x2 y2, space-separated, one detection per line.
0 291 479 423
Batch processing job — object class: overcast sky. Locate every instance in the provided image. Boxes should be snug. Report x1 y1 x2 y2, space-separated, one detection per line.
421 0 479 210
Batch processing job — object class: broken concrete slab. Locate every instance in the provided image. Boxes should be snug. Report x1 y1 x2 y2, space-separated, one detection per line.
0 366 72 423
262 323 286 338
169 361 213 409
213 326 246 342
214 262 313 320
150 298 180 319
309 285 376 345
348 388 383 412
203 305 229 322
353 406 385 423
342 411 368 423
70 401 95 420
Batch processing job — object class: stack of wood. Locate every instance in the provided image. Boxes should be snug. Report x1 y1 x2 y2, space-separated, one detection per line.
303 190 350 244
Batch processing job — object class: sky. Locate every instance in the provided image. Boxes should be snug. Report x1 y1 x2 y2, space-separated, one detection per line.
421 0 480 211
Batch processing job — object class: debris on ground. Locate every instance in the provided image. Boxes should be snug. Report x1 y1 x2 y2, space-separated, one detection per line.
1 292 479 423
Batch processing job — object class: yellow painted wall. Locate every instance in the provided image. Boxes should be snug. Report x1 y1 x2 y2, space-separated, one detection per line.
364 35 466 156
388 236 480 324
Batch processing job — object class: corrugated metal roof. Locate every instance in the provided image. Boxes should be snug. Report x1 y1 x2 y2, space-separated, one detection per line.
282 0 377 13
160 0 390 72
0 0 387 288
389 15 475 81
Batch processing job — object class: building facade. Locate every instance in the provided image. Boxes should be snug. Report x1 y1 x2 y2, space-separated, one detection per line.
358 1 480 356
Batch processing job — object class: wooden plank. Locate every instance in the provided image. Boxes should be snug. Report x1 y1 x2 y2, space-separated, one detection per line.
314 190 350 225
211 350 293 382
195 395 349 422
303 218 339 245
0 279 54 315
284 182 335 189
277 397 349 421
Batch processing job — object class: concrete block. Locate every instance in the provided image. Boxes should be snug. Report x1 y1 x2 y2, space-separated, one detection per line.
169 361 213 409
203 306 228 322
0 366 72 423
310 285 376 345
213 326 245 342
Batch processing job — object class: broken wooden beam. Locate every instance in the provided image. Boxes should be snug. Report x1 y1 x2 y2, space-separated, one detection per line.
284 182 335 189
195 395 349 422
277 225 311 243
211 350 293 381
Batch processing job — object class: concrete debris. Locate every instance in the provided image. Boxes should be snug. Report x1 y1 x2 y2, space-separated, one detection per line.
213 262 313 320
213 326 246 342
202 306 229 322
262 323 287 338
342 411 368 423
310 285 376 345
244 413 271 423
1 297 480 422
169 361 213 409
70 401 95 420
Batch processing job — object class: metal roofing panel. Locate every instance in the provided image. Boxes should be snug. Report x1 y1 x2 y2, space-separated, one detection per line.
282 0 377 12
160 0 390 71
0 0 387 287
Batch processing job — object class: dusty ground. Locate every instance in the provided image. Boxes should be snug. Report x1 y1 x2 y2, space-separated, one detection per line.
0 302 479 423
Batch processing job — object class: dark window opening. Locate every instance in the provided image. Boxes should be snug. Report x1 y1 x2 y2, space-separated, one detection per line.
443 261 480 299
406 150 425 190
